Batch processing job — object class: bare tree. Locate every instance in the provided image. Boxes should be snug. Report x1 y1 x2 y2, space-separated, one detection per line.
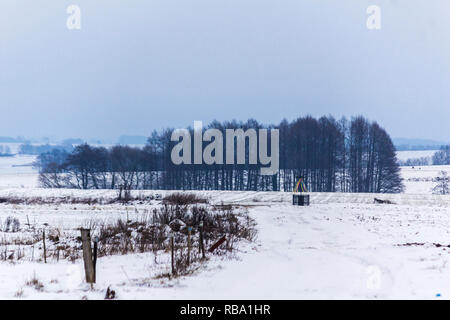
432 171 449 195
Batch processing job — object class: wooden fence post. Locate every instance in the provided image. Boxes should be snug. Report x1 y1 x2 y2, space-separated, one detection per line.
93 236 98 284
187 227 192 265
199 221 205 259
170 232 175 275
208 236 227 253
80 228 95 286
42 230 46 264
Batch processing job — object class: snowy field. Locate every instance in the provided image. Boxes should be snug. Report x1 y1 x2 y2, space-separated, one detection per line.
401 165 450 194
0 189 449 299
0 155 37 189
396 150 438 162
0 154 449 299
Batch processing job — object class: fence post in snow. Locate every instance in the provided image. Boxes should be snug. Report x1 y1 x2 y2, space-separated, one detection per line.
199 221 205 259
170 232 175 275
80 228 95 286
187 227 192 265
42 229 46 264
93 236 98 283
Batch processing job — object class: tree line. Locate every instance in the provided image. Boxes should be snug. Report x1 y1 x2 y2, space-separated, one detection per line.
36 115 404 193
432 145 450 165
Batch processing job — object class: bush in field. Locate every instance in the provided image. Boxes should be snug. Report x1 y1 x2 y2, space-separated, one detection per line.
25 273 44 291
95 204 256 261
2 216 20 233
162 193 208 206
432 171 450 195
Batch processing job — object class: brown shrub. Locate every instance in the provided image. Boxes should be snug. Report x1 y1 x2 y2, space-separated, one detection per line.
162 193 208 206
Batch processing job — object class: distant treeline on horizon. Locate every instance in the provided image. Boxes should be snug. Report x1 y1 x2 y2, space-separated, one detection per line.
35 115 405 194
2 134 448 154
0 135 150 147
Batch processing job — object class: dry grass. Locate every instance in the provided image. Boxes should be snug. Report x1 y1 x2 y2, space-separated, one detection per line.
0 197 257 283
163 193 208 206
14 288 24 298
25 273 44 291
0 194 154 205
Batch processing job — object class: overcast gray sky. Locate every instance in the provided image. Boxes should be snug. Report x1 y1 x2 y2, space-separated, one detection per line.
1 0 449 142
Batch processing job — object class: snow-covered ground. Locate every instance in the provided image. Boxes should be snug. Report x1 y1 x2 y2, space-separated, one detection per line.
0 189 448 299
401 165 450 194
0 155 37 188
0 154 449 299
396 150 438 162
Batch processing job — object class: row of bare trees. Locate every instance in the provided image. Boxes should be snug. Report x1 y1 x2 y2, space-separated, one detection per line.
432 145 450 165
37 115 404 193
